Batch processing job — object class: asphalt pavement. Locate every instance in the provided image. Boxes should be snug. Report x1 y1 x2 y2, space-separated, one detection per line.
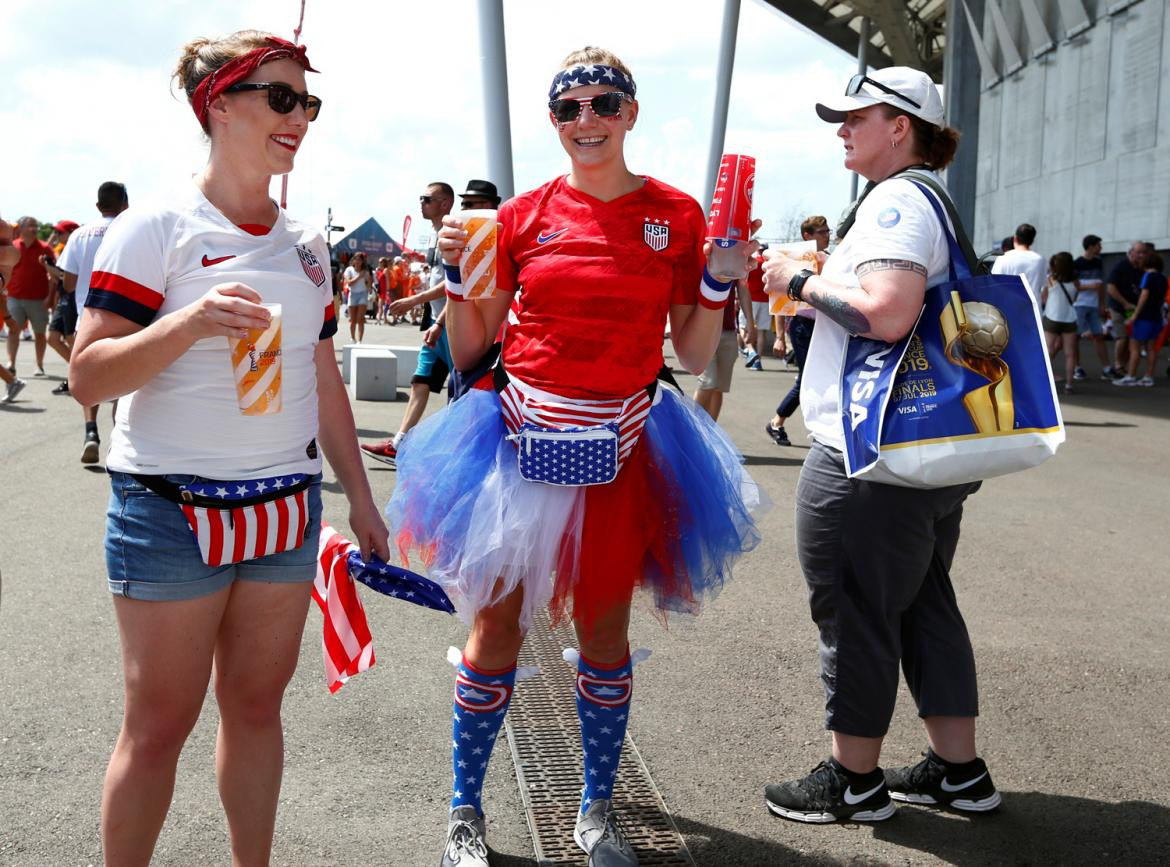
1 320 1168 866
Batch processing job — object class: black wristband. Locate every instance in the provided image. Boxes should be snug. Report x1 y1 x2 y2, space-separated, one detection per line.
787 269 814 302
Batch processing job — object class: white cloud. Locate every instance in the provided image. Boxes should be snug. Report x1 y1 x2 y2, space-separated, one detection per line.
3 0 858 248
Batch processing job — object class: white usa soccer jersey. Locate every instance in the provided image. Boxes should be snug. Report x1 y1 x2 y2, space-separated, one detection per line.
87 184 337 478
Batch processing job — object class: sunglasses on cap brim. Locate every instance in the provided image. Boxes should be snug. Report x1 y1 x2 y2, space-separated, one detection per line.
844 74 921 110
224 82 323 121
547 91 631 124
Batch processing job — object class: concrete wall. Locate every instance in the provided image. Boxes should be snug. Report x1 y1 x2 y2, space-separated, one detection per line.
970 0 1169 257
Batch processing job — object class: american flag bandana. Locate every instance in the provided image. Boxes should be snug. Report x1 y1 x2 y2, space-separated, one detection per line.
548 63 636 100
313 524 456 693
177 475 309 567
313 525 375 693
498 376 657 472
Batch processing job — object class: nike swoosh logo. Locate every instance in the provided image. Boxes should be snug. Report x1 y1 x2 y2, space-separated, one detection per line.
202 254 237 267
940 771 988 793
843 782 885 805
536 228 569 244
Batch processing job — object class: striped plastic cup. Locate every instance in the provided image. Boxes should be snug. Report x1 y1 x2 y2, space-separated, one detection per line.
228 302 283 415
459 210 498 299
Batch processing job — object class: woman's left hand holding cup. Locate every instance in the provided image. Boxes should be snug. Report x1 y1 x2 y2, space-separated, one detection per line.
437 215 467 266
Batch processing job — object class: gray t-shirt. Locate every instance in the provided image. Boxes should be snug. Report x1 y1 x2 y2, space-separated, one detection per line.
427 243 446 318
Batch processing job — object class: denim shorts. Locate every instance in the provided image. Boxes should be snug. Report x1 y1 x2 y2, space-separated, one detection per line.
105 471 323 602
1074 306 1103 336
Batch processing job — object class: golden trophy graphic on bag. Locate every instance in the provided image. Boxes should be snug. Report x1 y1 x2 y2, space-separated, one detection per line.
939 293 1014 432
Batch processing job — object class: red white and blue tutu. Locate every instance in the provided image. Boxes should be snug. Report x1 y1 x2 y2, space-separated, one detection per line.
387 383 766 633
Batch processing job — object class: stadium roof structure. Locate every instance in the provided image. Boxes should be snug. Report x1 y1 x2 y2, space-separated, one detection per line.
761 0 949 80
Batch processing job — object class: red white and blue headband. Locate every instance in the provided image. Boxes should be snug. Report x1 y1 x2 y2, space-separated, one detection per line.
192 36 318 127
548 64 636 101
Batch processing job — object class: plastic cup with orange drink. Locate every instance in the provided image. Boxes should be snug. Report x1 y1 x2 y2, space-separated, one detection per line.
228 302 282 415
459 210 498 299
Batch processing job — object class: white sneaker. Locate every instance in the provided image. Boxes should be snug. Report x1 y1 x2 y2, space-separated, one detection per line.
4 378 27 403
440 805 489 867
1138 376 1155 387
1112 376 1138 387
574 799 639 866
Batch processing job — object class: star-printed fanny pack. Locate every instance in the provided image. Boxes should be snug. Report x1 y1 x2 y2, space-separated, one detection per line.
130 473 314 566
507 422 622 486
495 367 657 488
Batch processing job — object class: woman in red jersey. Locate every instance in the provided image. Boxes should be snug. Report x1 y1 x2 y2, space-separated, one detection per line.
390 47 765 867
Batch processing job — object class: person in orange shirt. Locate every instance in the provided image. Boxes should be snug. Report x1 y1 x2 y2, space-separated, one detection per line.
386 256 404 323
1 213 26 401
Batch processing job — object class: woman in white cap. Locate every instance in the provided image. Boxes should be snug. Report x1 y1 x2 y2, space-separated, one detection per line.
761 67 1001 823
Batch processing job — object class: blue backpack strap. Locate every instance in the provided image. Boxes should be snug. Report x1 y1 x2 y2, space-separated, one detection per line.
907 180 971 283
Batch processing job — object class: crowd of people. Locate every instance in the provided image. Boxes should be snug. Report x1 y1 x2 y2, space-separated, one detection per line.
991 228 1168 392
2 28 1167 867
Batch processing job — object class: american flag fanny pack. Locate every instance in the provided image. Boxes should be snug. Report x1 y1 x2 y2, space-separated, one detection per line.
131 473 313 566
498 374 658 487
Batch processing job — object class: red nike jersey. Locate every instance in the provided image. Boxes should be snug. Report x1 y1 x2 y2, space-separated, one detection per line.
497 175 705 400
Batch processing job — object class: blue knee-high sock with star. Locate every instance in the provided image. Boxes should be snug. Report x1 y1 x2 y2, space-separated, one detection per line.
451 655 515 816
576 651 633 815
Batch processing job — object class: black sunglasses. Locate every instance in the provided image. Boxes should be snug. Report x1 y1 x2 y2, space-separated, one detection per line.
420 194 445 205
224 82 322 121
845 74 921 109
547 91 630 124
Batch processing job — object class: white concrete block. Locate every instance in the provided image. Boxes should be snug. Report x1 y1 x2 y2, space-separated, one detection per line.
382 345 420 386
349 349 397 402
341 343 359 384
342 343 391 384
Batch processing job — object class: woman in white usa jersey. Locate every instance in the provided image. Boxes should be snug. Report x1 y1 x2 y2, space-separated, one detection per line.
69 30 389 865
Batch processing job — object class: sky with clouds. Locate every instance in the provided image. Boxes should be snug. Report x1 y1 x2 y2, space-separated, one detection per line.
2 0 860 249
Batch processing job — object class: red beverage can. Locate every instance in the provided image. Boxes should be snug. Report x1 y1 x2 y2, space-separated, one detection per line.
706 154 755 241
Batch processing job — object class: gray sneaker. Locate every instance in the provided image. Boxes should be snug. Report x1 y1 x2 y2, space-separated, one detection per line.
574 799 639 866
440 805 490 867
3 378 26 403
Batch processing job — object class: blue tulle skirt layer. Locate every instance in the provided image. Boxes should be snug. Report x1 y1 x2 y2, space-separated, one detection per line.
387 386 766 632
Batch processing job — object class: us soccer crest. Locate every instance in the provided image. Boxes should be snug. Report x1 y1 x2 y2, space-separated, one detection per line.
296 244 326 287
643 217 670 252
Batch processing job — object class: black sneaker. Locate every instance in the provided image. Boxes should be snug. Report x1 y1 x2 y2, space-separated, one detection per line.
52 380 70 395
81 430 100 464
765 758 895 824
765 422 791 446
884 749 1001 813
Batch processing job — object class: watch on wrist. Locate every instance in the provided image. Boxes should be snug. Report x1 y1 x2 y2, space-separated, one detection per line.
787 269 815 302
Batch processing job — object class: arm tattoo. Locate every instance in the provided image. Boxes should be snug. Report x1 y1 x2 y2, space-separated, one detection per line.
804 287 871 335
855 258 927 278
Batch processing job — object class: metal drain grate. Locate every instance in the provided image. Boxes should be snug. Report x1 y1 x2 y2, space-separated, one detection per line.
504 610 694 866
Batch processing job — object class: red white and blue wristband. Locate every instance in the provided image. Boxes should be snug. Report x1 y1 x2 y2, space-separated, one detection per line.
444 264 467 302
698 266 735 309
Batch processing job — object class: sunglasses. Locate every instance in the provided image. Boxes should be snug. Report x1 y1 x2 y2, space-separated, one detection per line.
224 82 322 121
420 194 448 205
547 91 631 124
845 74 921 110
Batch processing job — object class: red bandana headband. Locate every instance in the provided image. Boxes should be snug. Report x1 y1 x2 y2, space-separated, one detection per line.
191 36 318 127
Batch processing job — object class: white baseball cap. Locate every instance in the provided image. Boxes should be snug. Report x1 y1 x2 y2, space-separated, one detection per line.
815 67 945 128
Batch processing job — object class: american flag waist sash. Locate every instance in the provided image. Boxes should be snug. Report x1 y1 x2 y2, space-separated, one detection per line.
130 473 314 567
497 375 660 487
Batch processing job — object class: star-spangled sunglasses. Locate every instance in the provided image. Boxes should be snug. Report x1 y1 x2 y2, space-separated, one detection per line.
547 91 631 124
224 82 323 121
845 74 921 109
